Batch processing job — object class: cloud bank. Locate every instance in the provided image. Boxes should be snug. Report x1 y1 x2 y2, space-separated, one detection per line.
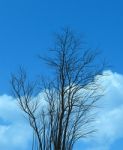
0 95 32 150
0 70 123 150
83 70 123 150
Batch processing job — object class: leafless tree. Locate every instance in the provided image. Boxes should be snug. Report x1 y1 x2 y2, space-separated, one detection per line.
11 28 105 150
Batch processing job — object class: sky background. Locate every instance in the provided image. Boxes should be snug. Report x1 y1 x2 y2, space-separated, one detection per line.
0 0 123 150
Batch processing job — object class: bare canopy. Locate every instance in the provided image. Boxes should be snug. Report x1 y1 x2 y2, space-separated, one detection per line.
11 28 105 150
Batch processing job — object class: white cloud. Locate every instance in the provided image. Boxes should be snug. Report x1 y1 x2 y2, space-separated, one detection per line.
0 70 123 150
0 95 32 150
84 70 123 150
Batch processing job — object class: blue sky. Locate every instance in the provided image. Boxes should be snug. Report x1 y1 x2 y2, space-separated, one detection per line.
0 0 123 149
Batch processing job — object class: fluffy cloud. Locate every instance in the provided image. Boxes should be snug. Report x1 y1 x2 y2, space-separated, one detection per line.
0 70 123 150
0 95 32 150
83 70 123 150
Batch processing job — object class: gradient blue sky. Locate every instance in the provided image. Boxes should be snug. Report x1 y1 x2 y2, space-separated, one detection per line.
0 0 123 150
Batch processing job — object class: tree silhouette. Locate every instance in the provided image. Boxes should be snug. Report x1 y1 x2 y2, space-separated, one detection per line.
11 28 105 150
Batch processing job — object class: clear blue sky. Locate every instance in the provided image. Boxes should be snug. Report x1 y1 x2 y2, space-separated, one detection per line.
0 0 123 93
0 0 123 150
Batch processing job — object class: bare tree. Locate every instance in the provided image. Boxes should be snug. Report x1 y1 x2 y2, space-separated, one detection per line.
11 28 105 150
